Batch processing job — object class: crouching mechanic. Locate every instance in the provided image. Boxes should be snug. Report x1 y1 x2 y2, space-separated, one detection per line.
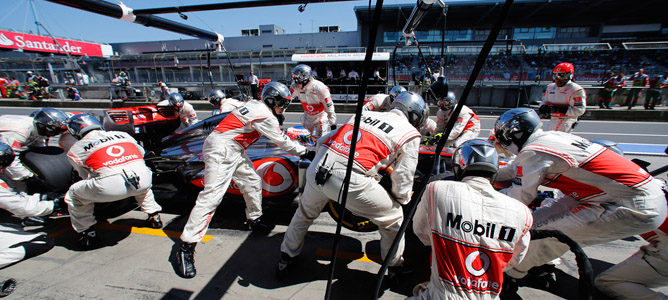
363 85 407 112
291 64 336 138
410 140 532 299
64 114 163 249
0 142 56 268
176 82 311 279
538 62 586 132
158 92 198 129
431 78 480 147
0 108 69 194
209 89 243 115
492 108 666 288
0 141 64 218
278 91 427 277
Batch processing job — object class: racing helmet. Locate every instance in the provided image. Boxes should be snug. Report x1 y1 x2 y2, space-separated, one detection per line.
453 139 499 181
388 86 407 102
390 91 429 128
553 62 574 84
291 64 312 86
208 89 226 108
33 108 69 137
0 142 15 168
429 76 449 103
26 71 33 76
438 92 457 111
591 139 623 156
168 93 185 108
262 82 292 110
68 113 102 139
494 108 542 153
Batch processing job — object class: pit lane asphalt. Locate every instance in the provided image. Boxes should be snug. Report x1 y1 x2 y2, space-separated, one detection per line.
1 107 667 299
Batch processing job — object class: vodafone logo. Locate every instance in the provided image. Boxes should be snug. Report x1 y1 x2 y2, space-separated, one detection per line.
0 34 13 46
106 145 125 157
257 160 294 194
343 131 361 145
465 251 491 277
306 105 315 112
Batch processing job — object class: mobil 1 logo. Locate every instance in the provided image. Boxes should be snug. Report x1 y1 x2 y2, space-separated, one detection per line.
446 213 516 242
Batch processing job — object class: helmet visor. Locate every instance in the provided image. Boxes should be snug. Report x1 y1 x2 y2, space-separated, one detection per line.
553 72 571 81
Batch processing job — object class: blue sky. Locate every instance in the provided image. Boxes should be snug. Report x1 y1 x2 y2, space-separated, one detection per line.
1 0 424 43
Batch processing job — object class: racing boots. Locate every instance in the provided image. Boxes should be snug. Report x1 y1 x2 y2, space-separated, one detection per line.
246 215 275 235
147 212 163 229
77 228 100 250
276 252 295 279
176 242 197 278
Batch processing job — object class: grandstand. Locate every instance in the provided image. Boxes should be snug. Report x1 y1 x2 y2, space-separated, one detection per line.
0 0 666 94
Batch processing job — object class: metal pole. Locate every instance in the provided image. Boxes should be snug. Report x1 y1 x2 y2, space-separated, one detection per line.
45 0 223 43
29 0 41 35
133 0 357 14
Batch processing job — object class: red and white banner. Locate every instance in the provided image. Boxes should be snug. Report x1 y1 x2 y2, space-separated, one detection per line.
0 30 113 57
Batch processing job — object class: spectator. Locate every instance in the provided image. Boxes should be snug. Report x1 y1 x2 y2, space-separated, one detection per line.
644 72 667 110
325 66 333 82
625 68 649 109
66 86 81 101
348 69 359 80
373 67 385 82
248 71 259 99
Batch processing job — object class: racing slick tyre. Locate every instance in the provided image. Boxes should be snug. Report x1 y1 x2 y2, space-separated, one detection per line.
20 146 74 194
325 200 379 233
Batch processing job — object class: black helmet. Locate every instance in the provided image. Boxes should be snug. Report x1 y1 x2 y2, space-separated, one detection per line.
262 82 292 110
591 139 623 156
291 64 312 86
453 139 499 181
168 93 184 107
494 108 542 152
390 91 429 128
208 89 226 108
429 76 449 102
33 108 69 137
0 142 15 168
388 86 407 101
68 113 102 139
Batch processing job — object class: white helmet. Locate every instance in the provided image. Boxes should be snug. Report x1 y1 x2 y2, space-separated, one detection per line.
291 64 312 86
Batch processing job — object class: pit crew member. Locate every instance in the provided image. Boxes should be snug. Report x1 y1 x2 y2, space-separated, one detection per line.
432 78 480 147
0 108 69 194
157 92 198 129
492 108 666 286
208 89 243 115
0 141 63 219
411 139 532 299
538 62 586 132
277 91 428 277
362 85 407 112
64 114 163 249
176 82 311 279
290 64 336 138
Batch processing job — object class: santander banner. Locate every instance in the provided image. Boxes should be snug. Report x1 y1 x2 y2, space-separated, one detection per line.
0 30 113 57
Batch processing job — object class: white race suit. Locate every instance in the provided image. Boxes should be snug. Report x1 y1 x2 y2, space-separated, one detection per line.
498 129 666 279
411 177 533 300
281 109 421 267
291 79 336 138
65 130 162 232
180 100 306 243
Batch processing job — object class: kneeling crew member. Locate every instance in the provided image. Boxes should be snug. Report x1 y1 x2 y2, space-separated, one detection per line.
65 114 163 249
